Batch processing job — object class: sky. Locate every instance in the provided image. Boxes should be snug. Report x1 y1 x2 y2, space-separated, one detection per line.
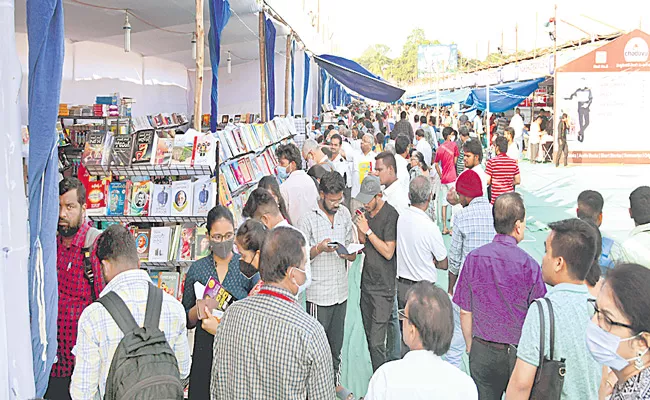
327 0 650 61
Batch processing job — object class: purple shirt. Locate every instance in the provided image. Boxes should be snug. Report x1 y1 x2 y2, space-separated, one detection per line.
453 234 547 345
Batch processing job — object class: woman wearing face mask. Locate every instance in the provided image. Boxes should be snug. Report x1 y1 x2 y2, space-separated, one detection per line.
587 263 650 399
181 205 259 399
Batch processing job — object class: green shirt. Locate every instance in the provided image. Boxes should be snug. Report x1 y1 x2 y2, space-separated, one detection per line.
517 283 601 400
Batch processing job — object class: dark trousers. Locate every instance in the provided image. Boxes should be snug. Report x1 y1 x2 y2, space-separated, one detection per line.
307 301 347 386
44 376 72 400
397 277 417 356
360 291 393 372
555 138 568 166
343 187 352 212
469 338 518 400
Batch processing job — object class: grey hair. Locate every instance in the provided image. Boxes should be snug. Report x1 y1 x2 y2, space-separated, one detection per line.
362 133 375 145
384 142 396 154
339 127 350 138
409 176 431 205
302 138 319 155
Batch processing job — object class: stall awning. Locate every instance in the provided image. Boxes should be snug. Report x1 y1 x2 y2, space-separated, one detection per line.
408 88 471 106
314 54 405 103
465 78 545 112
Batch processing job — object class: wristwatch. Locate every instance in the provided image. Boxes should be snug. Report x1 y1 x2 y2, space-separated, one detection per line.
365 229 373 237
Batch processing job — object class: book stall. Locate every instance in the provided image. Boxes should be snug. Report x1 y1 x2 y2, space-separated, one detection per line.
57 92 300 301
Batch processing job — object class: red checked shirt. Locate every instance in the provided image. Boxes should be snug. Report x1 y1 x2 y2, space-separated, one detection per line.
52 221 104 378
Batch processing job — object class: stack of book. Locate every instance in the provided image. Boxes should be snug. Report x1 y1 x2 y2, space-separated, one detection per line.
99 177 216 217
134 223 210 264
219 147 279 193
148 268 189 302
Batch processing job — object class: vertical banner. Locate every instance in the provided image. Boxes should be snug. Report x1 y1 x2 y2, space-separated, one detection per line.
26 0 65 396
264 15 276 120
290 39 295 116
303 52 310 116
208 0 232 132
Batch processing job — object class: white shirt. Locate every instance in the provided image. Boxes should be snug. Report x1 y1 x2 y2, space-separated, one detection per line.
382 179 410 215
280 170 319 226
473 115 484 134
394 154 410 193
506 142 519 160
619 223 650 268
529 122 542 144
351 150 377 198
415 138 433 167
397 206 447 283
332 153 352 188
509 114 524 138
471 164 489 198
365 350 478 400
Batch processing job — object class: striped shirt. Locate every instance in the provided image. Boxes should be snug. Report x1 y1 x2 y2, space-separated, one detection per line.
485 153 520 204
70 269 191 400
211 285 334 400
448 197 496 278
298 206 353 306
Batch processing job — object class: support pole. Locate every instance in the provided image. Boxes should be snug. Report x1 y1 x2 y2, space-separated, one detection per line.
259 12 268 122
553 4 558 161
193 0 204 131
285 33 292 117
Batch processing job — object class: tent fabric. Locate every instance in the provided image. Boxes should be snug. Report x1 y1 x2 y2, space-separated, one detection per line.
303 52 310 116
290 39 295 116
465 78 545 113
264 15 276 119
319 67 326 111
1 0 36 398
314 54 405 103
26 0 65 396
208 0 231 132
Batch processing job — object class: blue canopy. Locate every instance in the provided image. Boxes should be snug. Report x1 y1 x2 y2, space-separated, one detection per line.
406 88 471 105
314 54 405 103
465 78 544 113
27 0 65 395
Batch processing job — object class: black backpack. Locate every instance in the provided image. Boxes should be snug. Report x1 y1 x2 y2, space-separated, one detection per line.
98 284 184 400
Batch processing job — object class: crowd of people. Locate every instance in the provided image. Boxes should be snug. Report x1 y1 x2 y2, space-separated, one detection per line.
44 102 650 400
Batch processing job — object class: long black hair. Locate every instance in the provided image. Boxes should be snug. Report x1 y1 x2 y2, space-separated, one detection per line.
258 175 291 225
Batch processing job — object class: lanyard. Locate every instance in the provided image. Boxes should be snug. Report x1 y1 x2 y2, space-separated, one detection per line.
258 289 295 303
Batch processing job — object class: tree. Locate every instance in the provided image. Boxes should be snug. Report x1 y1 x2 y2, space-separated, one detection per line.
391 28 439 84
355 44 393 77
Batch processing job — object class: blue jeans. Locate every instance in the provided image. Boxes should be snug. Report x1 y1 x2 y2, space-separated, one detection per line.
444 302 466 368
386 294 401 361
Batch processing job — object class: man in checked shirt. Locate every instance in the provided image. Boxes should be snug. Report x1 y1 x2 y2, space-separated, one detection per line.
44 177 104 400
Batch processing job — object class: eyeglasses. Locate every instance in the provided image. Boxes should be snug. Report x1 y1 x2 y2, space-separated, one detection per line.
398 309 409 322
210 232 234 242
588 298 634 332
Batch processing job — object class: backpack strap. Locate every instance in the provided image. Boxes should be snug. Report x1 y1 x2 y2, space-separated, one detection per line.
545 298 556 361
97 291 139 335
144 284 163 330
82 227 102 301
534 299 546 384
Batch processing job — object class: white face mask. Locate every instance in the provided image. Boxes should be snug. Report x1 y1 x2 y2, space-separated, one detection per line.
291 263 312 296
586 320 648 371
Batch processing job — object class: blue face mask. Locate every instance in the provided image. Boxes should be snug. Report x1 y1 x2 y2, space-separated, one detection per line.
276 166 290 180
586 320 647 371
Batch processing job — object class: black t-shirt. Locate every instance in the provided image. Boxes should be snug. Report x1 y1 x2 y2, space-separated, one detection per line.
361 201 399 296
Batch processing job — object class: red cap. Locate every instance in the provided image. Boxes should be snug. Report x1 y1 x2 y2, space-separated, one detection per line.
456 170 483 198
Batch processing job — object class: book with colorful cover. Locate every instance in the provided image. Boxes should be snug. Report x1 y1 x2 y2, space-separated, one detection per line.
169 226 182 261
82 131 111 166
110 134 134 166
159 271 180 298
192 177 216 216
107 181 127 216
149 271 161 287
203 276 235 311
172 135 194 165
149 226 172 262
178 266 189 301
178 224 196 261
85 179 108 216
150 184 172 216
131 130 156 164
171 180 193 216
129 180 152 216
135 228 151 261
194 226 210 259
153 133 174 165
218 174 233 207
193 134 216 167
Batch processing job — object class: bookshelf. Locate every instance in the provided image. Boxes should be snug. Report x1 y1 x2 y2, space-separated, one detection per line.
88 215 207 225
141 261 193 270
84 164 214 178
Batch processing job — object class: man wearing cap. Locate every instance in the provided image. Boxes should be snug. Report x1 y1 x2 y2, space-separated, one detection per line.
445 170 496 369
354 175 400 372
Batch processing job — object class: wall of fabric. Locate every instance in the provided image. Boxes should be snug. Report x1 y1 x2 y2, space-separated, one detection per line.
207 0 231 132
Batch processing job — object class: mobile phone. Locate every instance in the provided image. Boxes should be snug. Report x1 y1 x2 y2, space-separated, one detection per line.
355 209 363 216
327 242 338 248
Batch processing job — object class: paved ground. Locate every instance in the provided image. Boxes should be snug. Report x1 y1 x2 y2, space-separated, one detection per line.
340 161 649 397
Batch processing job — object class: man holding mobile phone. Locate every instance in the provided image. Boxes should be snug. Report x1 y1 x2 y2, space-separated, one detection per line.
298 172 356 399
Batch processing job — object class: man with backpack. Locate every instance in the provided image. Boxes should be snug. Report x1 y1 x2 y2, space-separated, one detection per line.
45 178 104 400
70 225 190 400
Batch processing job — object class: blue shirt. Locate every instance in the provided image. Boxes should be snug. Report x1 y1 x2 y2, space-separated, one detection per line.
517 283 601 400
448 197 496 277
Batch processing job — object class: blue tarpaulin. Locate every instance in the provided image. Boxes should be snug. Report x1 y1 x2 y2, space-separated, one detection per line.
303 53 310 115
465 78 545 112
208 0 231 132
406 88 470 106
26 0 65 395
314 54 405 103
264 16 276 119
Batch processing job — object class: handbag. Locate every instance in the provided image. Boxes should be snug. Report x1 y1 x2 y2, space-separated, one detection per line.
529 298 566 400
